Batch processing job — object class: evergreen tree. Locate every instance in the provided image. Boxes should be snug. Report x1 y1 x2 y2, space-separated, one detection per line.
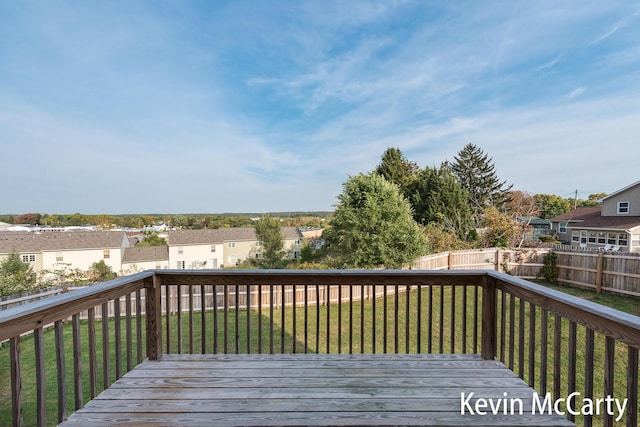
410 164 473 240
0 252 37 297
374 147 419 198
324 173 427 269
451 143 512 225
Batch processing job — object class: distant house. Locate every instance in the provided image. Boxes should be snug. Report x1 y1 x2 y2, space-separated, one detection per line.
167 227 304 268
121 246 170 274
0 231 131 274
516 217 552 241
549 180 640 252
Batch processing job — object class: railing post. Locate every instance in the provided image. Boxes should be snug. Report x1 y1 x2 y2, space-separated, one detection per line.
145 274 163 361
481 275 497 360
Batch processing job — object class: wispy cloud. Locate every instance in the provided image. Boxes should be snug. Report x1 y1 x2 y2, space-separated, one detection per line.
568 86 587 99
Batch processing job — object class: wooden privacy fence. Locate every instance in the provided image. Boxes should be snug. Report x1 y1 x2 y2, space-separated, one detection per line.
414 248 640 297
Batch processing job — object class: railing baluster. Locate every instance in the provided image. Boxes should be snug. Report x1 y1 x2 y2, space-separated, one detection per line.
338 284 342 354
304 284 309 354
528 302 536 387
34 327 46 427
247 285 252 354
10 336 23 427
126 294 133 372
55 320 67 423
316 284 320 353
567 321 577 423
280 284 285 354
189 285 194 354
604 336 615 427
258 284 262 354
499 290 506 361
553 314 561 402
518 298 525 379
102 303 110 390
269 285 274 354
371 285 376 354
136 290 143 364
360 284 365 354
405 285 410 354
88 307 97 399
114 297 122 379
213 285 219 354
473 285 479 353
416 285 422 354
540 308 548 397
177 285 183 354
462 285 467 354
508 294 515 370
584 329 594 427
383 285 388 354
72 314 83 411
394 284 399 354
349 284 354 354
439 285 444 354
236 284 241 354
201 285 207 354
326 285 331 354
165 285 171 354
292 284 296 354
450 285 455 354
627 345 639 427
428 285 433 354
223 285 229 355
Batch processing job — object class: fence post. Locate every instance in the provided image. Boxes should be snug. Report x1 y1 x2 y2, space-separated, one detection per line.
481 275 497 360
495 249 502 272
447 252 453 270
595 252 604 294
145 274 163 361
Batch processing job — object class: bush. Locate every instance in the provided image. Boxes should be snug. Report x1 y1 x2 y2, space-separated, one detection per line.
538 251 559 283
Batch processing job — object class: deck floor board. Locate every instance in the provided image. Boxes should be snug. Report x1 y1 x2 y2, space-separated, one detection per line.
59 354 574 426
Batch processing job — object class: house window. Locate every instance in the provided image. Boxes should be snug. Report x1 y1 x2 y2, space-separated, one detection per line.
618 233 628 246
176 261 185 269
228 242 236 248
56 252 64 262
608 233 617 245
618 201 630 214
559 222 567 233
22 254 36 262
178 247 184 254
597 232 606 244
255 253 262 259
103 250 110 259
210 245 216 252
588 232 596 243
571 231 579 242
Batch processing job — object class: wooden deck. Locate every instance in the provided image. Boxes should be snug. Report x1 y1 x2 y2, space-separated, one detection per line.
59 354 574 426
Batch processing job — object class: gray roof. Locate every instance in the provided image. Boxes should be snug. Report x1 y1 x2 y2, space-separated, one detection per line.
0 231 128 254
122 246 169 263
168 227 302 246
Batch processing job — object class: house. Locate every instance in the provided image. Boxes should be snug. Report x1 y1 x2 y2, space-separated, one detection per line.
121 246 170 274
167 227 304 268
549 180 640 252
0 231 131 275
516 216 552 240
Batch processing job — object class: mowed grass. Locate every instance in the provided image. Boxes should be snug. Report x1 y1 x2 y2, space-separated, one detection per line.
1 283 638 426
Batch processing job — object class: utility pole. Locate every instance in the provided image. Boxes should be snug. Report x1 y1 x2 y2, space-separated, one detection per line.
574 189 578 210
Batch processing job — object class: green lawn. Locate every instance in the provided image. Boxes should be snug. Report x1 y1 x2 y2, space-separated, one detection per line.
1 282 638 426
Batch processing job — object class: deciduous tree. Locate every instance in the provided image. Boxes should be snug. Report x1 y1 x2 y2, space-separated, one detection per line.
254 216 285 268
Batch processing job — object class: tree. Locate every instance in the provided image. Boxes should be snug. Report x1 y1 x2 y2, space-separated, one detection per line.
451 144 512 225
324 173 427 269
14 213 41 225
535 194 572 219
480 206 521 248
88 260 117 282
0 252 37 297
410 164 473 240
254 216 285 268
136 233 168 247
374 147 419 198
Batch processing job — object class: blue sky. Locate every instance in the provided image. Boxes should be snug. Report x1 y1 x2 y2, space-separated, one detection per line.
1 1 639 214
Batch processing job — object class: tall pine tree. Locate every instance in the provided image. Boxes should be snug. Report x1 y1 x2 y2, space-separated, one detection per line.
451 144 512 225
374 147 419 199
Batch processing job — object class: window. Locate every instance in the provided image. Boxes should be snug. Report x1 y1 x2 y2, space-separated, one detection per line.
210 245 216 252
588 232 596 243
178 247 184 254
176 261 185 269
597 232 606 244
608 233 617 245
228 242 236 248
618 233 628 246
571 231 579 242
56 252 64 262
559 222 567 233
255 253 262 259
103 250 110 259
618 201 630 214
22 254 35 262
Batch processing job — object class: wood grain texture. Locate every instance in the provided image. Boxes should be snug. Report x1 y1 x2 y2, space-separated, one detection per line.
59 354 574 426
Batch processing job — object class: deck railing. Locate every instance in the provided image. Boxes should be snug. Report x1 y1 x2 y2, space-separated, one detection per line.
0 270 639 426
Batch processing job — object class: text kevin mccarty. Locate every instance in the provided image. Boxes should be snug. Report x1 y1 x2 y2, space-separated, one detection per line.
461 392 628 422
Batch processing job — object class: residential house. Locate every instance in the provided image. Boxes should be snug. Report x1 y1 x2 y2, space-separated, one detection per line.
516 217 552 241
549 180 640 252
167 227 304 268
0 231 131 275
121 246 170 275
